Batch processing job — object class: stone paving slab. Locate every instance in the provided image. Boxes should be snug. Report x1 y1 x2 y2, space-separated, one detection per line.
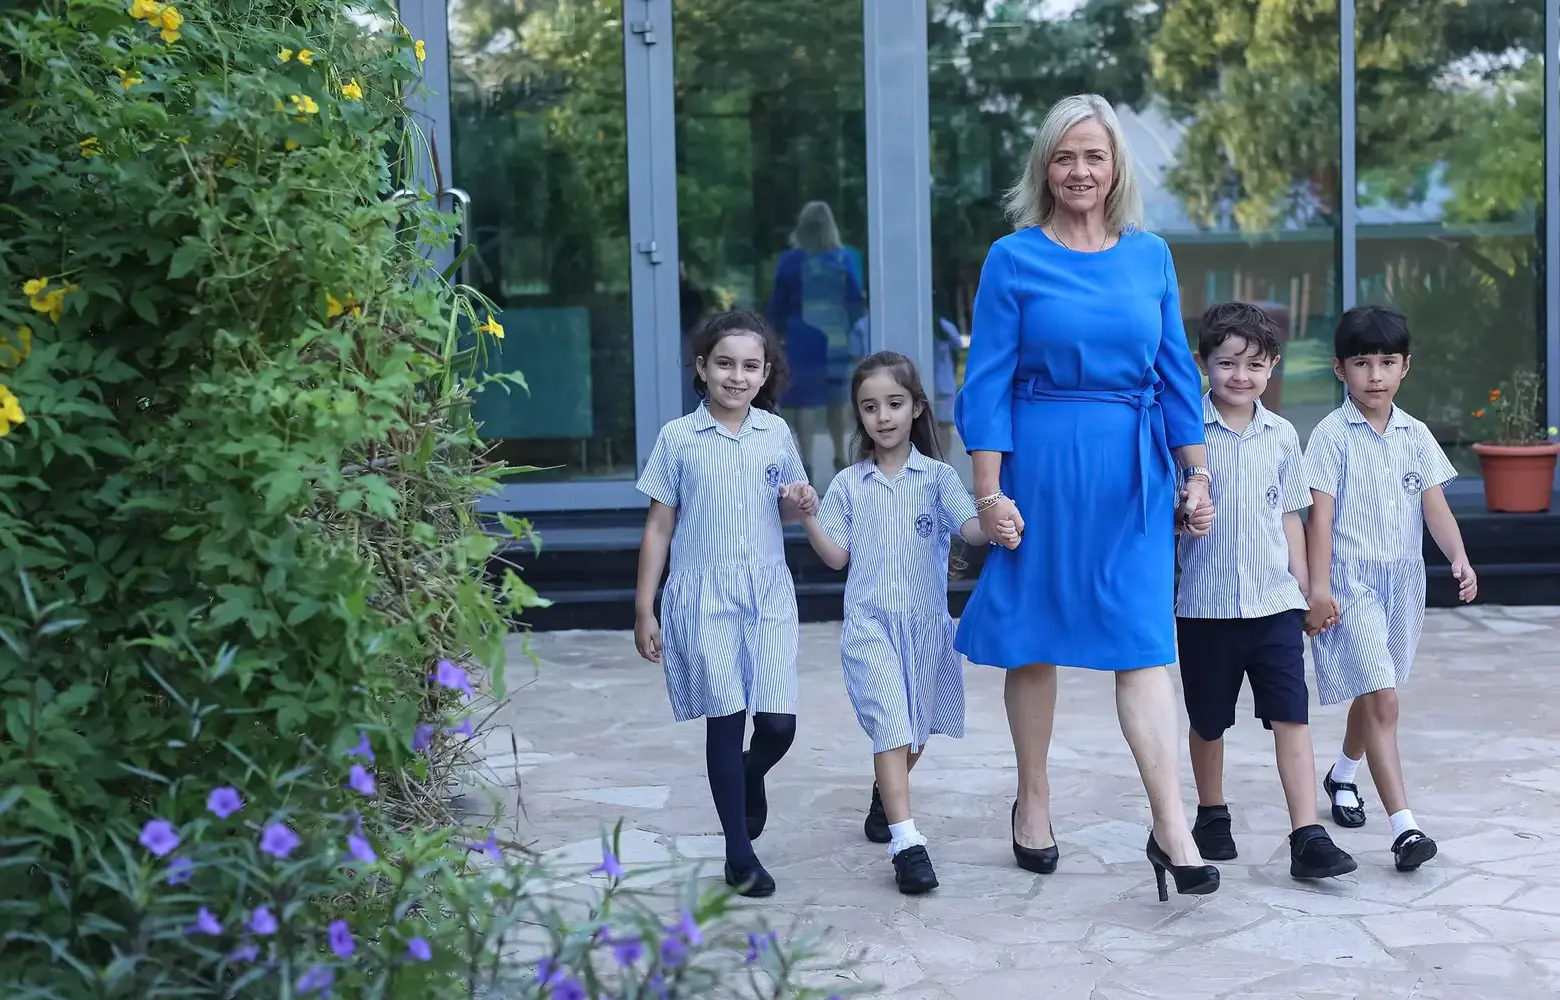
480 607 1560 999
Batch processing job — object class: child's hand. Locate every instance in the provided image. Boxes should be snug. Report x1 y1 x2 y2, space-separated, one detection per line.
1451 560 1478 603
1304 595 1340 636
993 516 1021 549
1176 488 1215 536
634 612 663 664
780 481 819 517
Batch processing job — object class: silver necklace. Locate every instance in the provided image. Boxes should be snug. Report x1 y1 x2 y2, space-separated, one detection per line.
1049 224 1108 253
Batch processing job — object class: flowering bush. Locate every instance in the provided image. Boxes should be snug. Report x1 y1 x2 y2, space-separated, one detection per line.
0 2 836 996
1470 366 1557 445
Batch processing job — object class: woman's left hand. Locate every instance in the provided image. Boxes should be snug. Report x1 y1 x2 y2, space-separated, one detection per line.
1178 478 1214 537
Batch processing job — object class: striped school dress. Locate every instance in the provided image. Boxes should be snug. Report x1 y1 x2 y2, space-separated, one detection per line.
636 404 808 722
817 448 978 753
1303 398 1457 705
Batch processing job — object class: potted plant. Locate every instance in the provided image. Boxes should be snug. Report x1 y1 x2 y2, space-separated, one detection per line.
1470 366 1560 512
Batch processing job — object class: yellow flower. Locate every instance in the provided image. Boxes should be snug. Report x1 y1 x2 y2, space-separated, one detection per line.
0 326 32 369
0 384 25 437
29 283 76 323
290 93 319 115
1549 426 1559 437
129 0 163 21
160 26 180 44
22 278 49 297
79 136 101 157
478 316 504 339
279 48 294 63
159 6 182 30
414 39 426 63
115 68 144 90
341 78 363 101
297 49 314 66
285 138 300 151
326 292 363 320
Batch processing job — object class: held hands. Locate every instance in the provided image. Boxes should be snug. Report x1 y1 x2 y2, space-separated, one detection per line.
634 612 663 663
980 496 1024 551
779 481 819 518
1451 560 1478 603
1304 594 1341 636
1176 478 1215 537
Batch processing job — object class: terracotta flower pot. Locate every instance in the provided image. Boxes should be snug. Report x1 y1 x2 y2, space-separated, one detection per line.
1472 442 1560 513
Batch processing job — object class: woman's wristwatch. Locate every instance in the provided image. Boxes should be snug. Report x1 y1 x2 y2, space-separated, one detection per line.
1182 465 1212 485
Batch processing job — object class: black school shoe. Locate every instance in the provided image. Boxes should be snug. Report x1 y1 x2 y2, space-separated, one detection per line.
1192 804 1238 861
892 845 939 895
1392 829 1438 872
1289 824 1358 879
864 784 891 844
1323 766 1367 828
724 860 777 898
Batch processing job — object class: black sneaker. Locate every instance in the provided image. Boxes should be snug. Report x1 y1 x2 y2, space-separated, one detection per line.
1323 766 1367 828
1192 804 1238 861
892 844 938 895
724 859 776 898
1392 829 1437 872
1289 825 1358 879
864 784 891 844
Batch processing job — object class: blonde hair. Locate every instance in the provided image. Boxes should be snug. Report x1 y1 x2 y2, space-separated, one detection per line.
789 201 842 253
1004 94 1144 234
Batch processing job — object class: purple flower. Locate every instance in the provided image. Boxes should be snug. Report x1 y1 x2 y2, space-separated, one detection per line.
346 832 377 864
431 658 474 697
745 930 776 964
328 919 355 958
590 848 625 879
535 957 563 986
346 731 375 762
446 717 475 739
259 823 299 859
347 764 376 796
230 942 259 963
645 974 670 1000
165 857 194 886
207 787 243 819
660 937 687 968
610 934 643 966
187 907 222 936
406 936 432 962
670 909 702 946
554 977 586 1000
248 906 277 936
413 724 433 752
297 964 334 994
470 832 501 861
138 819 179 857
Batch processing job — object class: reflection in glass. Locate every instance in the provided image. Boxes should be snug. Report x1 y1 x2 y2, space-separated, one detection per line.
673 1 867 480
928 1 1342 483
448 0 635 482
1355 0 1546 474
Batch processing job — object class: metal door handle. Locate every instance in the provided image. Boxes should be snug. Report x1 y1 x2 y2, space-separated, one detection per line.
443 187 472 288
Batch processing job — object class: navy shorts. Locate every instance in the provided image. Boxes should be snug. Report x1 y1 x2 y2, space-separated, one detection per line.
1176 611 1308 741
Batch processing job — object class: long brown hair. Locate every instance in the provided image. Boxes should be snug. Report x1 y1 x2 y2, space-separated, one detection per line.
849 352 942 463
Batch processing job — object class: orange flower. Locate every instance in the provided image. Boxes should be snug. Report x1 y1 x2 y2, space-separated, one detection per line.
1489 388 1501 402
1471 409 1485 418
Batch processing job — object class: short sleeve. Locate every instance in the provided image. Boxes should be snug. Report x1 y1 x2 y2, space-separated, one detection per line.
1278 425 1312 514
816 470 852 549
1152 240 1204 450
936 463 977 533
954 241 1021 453
776 424 807 486
636 428 680 507
1303 420 1345 498
1416 422 1458 490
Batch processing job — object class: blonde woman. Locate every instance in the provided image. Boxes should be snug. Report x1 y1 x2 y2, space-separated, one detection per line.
954 94 1220 901
768 201 865 477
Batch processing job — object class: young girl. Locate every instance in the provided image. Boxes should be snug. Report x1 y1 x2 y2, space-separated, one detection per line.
633 309 818 899
799 352 1018 894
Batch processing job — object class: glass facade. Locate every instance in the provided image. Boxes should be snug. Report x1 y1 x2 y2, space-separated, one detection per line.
403 0 1557 512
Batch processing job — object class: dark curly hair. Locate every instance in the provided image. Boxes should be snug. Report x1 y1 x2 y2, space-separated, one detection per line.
849 351 942 463
689 309 789 412
1196 301 1284 360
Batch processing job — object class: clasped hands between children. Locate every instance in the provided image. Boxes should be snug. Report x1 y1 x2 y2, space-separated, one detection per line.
777 482 1030 545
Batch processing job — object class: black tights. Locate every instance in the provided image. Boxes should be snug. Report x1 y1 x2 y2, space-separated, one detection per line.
706 711 796 870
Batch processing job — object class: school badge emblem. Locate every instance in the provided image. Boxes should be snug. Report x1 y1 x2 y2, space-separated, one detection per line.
1402 472 1423 495
765 464 780 488
914 513 934 538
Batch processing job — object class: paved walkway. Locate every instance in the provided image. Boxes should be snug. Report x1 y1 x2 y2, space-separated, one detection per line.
479 606 1560 999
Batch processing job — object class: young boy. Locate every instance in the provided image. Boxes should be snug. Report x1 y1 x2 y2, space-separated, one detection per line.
1175 302 1357 880
1304 304 1478 872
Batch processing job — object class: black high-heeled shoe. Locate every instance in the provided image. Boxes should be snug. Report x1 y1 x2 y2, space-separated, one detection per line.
1011 802 1059 874
1145 832 1219 902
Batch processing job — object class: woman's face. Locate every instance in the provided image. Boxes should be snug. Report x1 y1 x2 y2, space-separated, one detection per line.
1046 119 1115 221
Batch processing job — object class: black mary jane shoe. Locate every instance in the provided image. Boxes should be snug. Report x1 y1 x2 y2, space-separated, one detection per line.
1392 829 1438 872
742 751 766 841
724 860 777 898
1192 804 1238 861
892 844 939 895
864 784 891 844
1011 802 1059 875
1145 832 1220 902
1290 824 1358 880
1323 766 1367 829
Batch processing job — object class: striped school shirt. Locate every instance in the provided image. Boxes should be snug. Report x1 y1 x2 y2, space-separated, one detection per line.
636 403 807 571
816 447 978 615
1176 394 1310 619
1303 397 1457 564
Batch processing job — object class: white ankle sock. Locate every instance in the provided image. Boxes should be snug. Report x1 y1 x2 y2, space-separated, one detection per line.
1330 752 1363 809
888 819 927 857
1389 809 1418 842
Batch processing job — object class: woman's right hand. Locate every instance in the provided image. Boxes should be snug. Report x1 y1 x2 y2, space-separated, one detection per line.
634 612 663 663
980 496 1024 551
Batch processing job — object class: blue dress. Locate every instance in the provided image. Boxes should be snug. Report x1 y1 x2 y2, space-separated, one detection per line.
953 228 1203 671
768 247 866 409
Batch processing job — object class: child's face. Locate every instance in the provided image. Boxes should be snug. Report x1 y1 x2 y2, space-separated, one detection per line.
1334 352 1411 413
1199 335 1278 410
856 372 922 455
696 332 770 413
